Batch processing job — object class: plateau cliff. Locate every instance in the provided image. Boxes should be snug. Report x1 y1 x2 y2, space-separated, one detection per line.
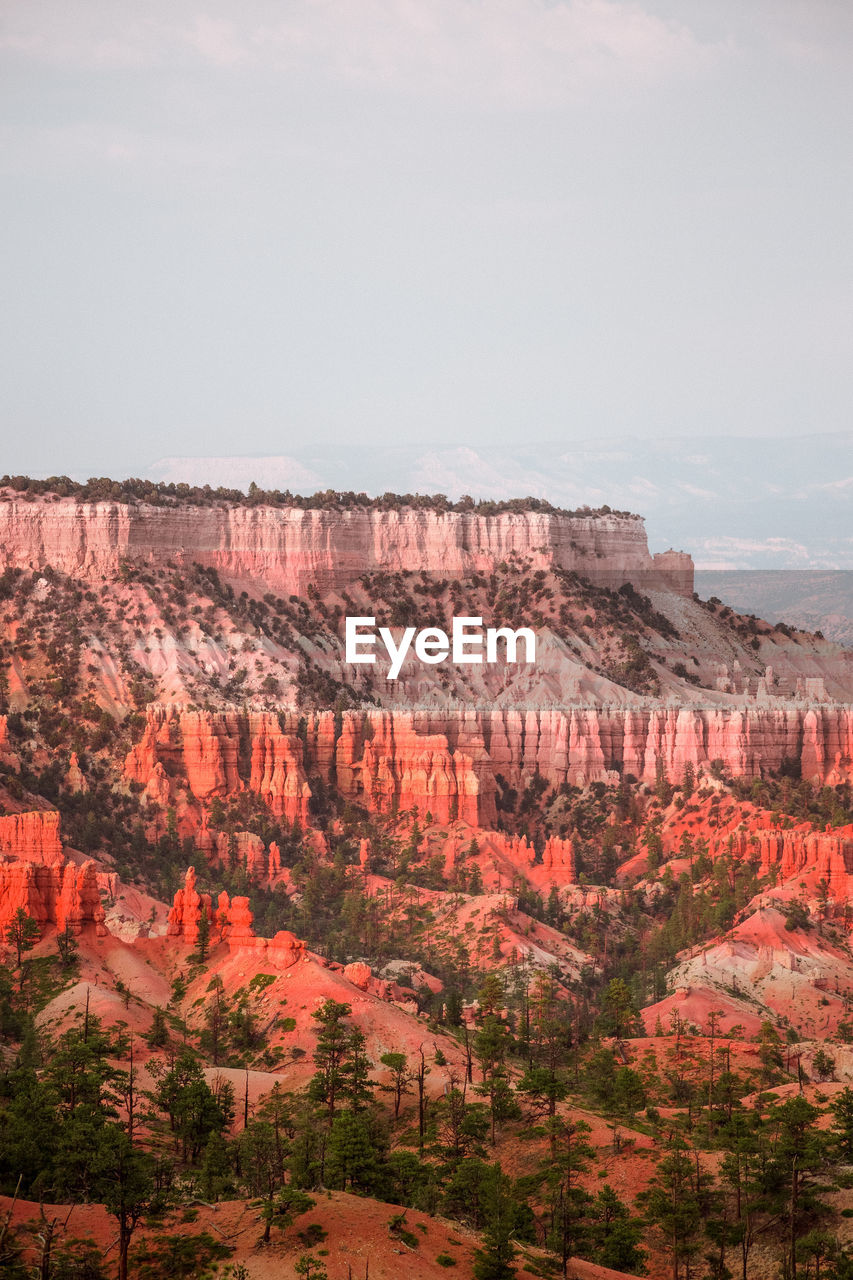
0 494 693 597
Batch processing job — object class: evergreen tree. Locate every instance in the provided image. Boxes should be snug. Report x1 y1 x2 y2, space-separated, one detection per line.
55 920 79 969
240 1110 293 1233
152 1049 233 1163
474 1014 518 1145
294 1255 327 1280
201 976 228 1065
379 1051 413 1118
5 907 39 967
309 1000 355 1120
831 1086 853 1162
260 1186 314 1246
92 1126 156 1280
588 1184 646 1274
199 1130 233 1201
0 1056 59 1195
682 761 695 800
326 1110 386 1193
433 1087 490 1168
545 1118 594 1276
639 1136 711 1280
194 908 210 963
599 977 639 1039
768 1095 829 1280
472 1165 518 1280
718 1127 769 1280
145 1007 169 1050
308 1000 374 1120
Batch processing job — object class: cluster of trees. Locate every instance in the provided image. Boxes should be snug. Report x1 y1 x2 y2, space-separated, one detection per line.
730 774 853 830
1 474 633 520
638 1091 853 1280
0 985 640 1279
7 954 853 1280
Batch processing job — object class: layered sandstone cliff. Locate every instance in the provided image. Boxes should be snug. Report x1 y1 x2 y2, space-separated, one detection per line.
0 811 64 864
0 811 108 934
125 709 311 825
327 704 853 802
125 702 853 830
0 495 693 597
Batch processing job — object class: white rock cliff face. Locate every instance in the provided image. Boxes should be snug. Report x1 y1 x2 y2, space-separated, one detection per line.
0 497 693 597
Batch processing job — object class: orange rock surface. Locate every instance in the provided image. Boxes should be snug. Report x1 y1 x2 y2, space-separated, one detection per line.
125 702 853 834
0 858 107 935
125 707 311 823
166 867 306 967
0 810 64 864
722 823 853 895
0 810 107 935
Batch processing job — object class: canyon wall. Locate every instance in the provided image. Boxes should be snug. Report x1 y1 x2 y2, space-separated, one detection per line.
0 810 109 934
0 496 693 597
125 709 312 825
0 811 64 864
126 703 853 829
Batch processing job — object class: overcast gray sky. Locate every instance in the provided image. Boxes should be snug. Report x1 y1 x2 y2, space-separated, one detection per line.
1 0 852 479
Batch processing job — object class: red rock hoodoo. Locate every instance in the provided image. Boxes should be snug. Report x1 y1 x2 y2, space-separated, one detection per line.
167 868 306 968
721 825 853 896
0 812 107 935
126 703 853 831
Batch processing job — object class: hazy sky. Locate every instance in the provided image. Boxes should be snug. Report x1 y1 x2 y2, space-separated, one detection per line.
2 0 852 479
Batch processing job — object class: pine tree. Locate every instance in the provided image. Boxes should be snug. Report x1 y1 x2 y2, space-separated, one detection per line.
55 920 79 968
655 756 672 806
831 1086 853 1161
472 1165 518 1280
326 1110 384 1193
588 1185 646 1274
309 1000 353 1120
5 908 39 968
200 1130 232 1201
379 1051 413 1118
294 1256 327 1279
474 1014 518 1145
599 977 638 1040
768 1095 829 1280
92 1125 155 1280
153 1048 232 1162
682 761 695 800
260 1186 315 1246
145 1006 169 1049
545 1118 594 1275
195 908 210 963
638 1136 712 1280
